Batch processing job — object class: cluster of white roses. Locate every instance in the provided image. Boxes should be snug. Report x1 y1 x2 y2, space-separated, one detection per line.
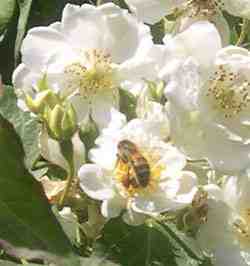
12 1 250 265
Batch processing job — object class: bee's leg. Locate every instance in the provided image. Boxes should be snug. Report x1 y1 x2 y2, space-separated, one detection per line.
115 154 121 169
118 161 130 189
129 161 140 185
123 164 133 188
127 164 130 178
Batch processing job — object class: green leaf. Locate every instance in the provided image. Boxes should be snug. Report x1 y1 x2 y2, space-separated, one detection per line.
151 19 165 44
0 86 41 169
15 0 33 65
0 115 80 265
0 0 16 34
160 222 203 261
34 0 66 24
95 218 179 266
110 0 129 9
52 206 79 246
223 12 241 45
95 218 206 266
230 26 239 45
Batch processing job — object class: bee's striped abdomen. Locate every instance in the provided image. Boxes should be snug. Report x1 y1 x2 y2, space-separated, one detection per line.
117 139 151 189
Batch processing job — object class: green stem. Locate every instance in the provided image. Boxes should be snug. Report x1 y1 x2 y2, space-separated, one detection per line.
59 164 74 207
236 19 249 46
148 219 203 262
59 140 75 207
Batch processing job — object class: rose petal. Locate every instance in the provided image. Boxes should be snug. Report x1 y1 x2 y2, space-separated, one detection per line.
101 195 125 218
79 164 114 200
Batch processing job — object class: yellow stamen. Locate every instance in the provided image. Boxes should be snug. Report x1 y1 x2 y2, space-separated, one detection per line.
234 208 250 248
63 49 118 100
205 65 250 118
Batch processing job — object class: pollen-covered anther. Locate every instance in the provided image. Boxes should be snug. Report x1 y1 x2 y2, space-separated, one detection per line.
233 210 250 248
83 49 112 69
206 65 250 118
63 49 117 100
186 0 221 18
234 220 250 238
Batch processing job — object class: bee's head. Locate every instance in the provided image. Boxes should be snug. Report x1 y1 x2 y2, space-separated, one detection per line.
118 140 137 153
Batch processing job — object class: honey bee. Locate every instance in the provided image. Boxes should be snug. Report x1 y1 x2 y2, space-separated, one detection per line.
116 140 150 189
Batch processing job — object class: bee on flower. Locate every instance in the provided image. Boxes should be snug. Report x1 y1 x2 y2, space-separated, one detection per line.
78 109 198 225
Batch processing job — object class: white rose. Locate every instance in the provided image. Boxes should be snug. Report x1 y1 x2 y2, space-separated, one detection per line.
78 109 197 225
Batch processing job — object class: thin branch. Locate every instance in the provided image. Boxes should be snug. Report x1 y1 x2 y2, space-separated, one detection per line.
236 19 249 46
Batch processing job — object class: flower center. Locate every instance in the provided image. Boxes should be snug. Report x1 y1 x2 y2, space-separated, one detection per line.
114 142 164 197
63 49 118 101
205 65 250 118
186 0 224 18
233 208 250 248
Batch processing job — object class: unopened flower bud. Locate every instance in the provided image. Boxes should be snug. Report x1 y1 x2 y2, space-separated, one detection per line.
36 74 50 92
80 115 99 152
146 80 166 104
46 104 77 141
61 104 78 139
25 90 60 115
